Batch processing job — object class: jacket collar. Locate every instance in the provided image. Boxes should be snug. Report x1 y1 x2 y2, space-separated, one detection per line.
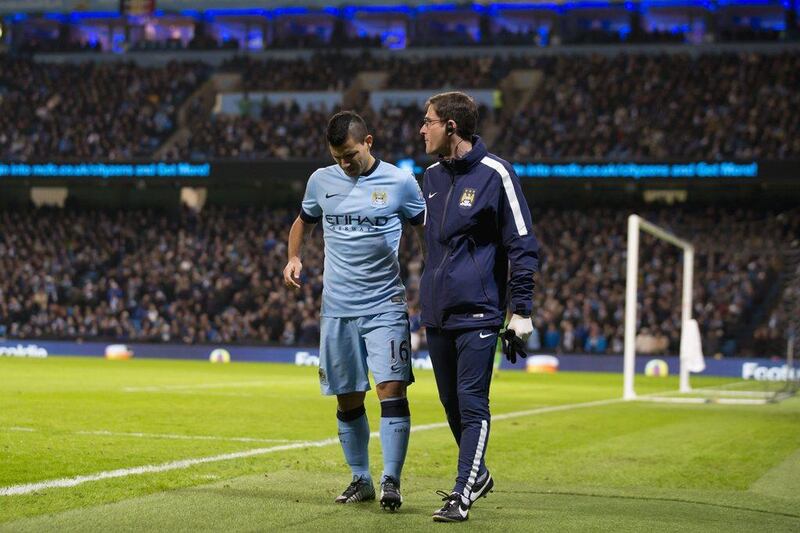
439 136 487 175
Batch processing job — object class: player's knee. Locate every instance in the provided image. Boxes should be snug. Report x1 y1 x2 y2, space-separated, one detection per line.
336 392 366 412
376 380 406 400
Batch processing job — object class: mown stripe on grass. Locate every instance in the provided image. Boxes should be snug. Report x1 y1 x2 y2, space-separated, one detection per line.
503 489 800 520
749 448 800 501
0 397 624 496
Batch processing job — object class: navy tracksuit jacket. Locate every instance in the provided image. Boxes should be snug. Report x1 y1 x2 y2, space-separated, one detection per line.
419 136 539 495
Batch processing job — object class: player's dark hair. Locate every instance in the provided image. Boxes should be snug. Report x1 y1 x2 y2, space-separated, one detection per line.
326 111 369 147
425 91 478 139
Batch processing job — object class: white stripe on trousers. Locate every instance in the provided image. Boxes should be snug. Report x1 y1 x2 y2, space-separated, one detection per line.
461 419 488 503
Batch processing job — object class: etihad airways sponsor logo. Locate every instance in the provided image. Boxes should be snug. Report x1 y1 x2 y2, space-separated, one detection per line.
0 344 48 358
325 214 389 232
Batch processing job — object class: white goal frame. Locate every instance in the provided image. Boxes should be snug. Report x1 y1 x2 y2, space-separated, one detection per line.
622 214 787 405
623 214 695 401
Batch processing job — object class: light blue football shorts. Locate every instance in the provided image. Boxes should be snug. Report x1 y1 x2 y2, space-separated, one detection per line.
318 311 414 396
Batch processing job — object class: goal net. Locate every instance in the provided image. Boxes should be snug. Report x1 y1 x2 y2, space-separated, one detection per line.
622 214 799 405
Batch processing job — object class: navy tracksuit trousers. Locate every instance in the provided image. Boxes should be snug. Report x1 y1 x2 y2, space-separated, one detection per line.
426 326 498 493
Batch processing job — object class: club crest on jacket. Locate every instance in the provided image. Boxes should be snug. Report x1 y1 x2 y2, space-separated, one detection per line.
459 188 476 208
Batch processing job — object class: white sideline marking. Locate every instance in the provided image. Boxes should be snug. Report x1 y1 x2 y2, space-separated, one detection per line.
155 391 258 398
123 381 268 392
75 431 301 444
0 438 339 496
0 397 623 497
2 427 298 444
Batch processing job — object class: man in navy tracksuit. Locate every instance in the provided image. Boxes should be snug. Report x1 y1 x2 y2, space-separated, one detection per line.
418 91 539 522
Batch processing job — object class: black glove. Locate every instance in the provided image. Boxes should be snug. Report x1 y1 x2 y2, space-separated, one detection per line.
501 329 528 364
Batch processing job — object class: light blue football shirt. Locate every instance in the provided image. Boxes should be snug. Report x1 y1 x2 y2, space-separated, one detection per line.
301 159 425 317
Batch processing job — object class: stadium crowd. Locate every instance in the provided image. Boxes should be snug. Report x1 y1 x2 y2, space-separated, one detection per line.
222 53 371 91
168 101 335 160
0 205 794 358
0 55 210 161
190 51 799 162
752 238 800 357
524 207 792 358
496 52 800 160
225 53 534 92
381 54 538 90
1 47 797 357
0 207 322 345
167 99 491 161
2 51 798 161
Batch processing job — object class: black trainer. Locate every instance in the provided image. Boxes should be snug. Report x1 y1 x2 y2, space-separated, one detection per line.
379 476 403 511
334 475 375 504
432 471 494 522
466 470 494 504
432 491 470 522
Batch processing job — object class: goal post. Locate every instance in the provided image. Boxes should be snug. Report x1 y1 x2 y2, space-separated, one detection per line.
623 214 694 400
624 213 798 404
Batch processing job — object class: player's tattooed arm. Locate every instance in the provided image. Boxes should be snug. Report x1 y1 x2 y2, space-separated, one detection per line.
283 216 316 289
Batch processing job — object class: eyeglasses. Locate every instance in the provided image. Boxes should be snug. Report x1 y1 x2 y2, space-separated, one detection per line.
420 118 446 128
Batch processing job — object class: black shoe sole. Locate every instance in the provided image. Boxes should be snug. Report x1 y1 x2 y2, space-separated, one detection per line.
380 498 402 512
432 514 468 523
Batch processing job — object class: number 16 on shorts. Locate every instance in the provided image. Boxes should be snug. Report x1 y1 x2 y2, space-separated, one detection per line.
389 338 410 372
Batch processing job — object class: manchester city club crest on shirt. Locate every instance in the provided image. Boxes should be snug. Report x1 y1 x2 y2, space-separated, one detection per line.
371 190 388 207
459 188 476 208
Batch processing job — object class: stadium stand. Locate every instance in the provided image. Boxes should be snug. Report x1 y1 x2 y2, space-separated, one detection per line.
2 50 797 161
183 51 799 161
0 12 798 358
0 55 210 160
1 205 795 358
495 52 800 160
222 53 370 91
0 206 322 345
167 101 334 160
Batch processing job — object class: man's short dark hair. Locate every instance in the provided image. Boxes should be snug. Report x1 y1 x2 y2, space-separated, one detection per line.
326 111 369 147
425 91 478 139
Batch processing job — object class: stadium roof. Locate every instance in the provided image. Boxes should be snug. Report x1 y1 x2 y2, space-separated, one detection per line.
1 0 783 16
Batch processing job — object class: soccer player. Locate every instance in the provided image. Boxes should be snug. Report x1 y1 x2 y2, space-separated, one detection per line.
418 92 539 522
283 111 425 511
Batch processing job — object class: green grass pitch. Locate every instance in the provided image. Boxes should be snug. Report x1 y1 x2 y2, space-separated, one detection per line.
1 356 798 532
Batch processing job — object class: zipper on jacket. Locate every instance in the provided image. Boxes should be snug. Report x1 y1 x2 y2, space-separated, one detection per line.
438 170 455 241
432 170 456 329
